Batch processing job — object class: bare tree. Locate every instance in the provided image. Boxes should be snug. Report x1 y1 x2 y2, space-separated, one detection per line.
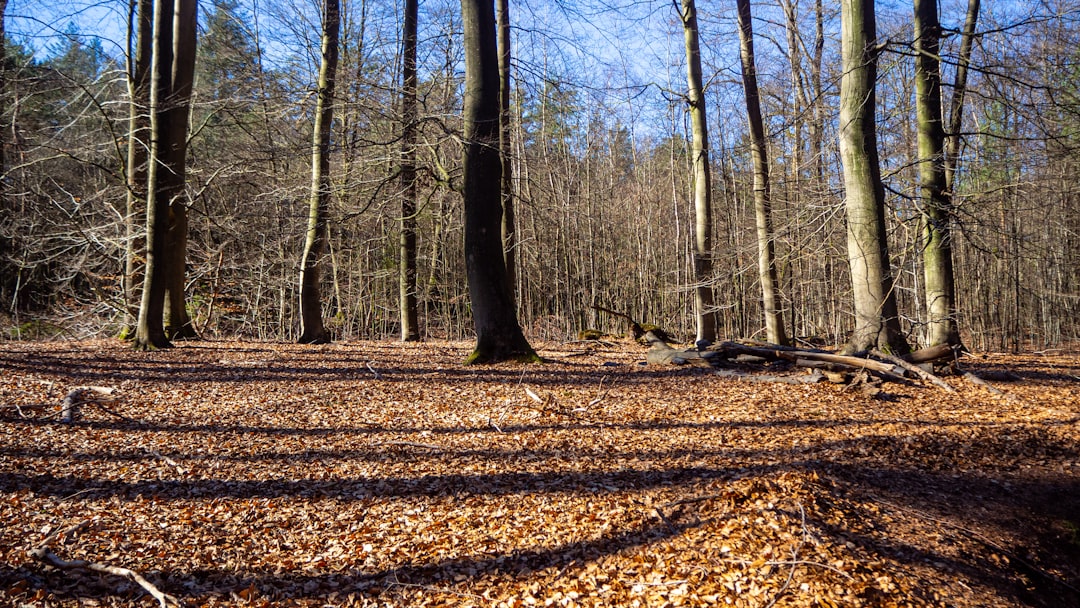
737 0 789 346
123 0 153 336
678 0 716 345
399 0 420 341
913 0 962 347
298 0 340 344
163 0 198 340
460 0 536 363
944 0 979 194
837 0 909 354
134 0 198 350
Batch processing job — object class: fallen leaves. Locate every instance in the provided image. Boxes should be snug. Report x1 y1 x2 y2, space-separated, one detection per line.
0 339 1078 607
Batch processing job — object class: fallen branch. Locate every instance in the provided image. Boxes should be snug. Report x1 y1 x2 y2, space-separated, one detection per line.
60 387 123 423
959 370 1024 404
28 521 181 608
871 349 956 393
28 548 181 607
711 343 905 378
366 362 383 380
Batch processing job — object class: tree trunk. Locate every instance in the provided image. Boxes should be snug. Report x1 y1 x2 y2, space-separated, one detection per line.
135 0 198 350
944 0 979 193
837 0 909 355
460 0 537 364
914 0 962 347
123 0 153 336
162 0 198 340
298 0 340 345
497 0 516 304
399 0 420 341
737 0 790 346
679 0 716 345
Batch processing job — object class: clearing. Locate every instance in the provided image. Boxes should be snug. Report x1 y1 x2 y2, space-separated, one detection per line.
1 339 1078 607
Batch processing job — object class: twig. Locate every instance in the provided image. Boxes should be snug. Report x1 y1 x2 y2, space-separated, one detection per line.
716 557 853 580
143 448 188 474
60 488 105 502
370 440 442 450
764 503 808 608
519 387 586 420
660 494 726 510
586 375 612 408
37 519 93 547
366 362 383 380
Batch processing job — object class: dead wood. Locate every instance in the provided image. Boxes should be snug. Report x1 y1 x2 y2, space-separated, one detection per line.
644 331 720 366
712 343 904 377
902 344 956 364
28 521 181 607
871 348 957 393
592 303 674 342
714 369 826 385
60 386 122 423
959 370 1023 404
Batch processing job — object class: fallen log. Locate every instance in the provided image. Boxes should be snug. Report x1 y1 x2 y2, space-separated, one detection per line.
714 369 826 385
712 343 905 377
644 331 721 367
902 344 956 364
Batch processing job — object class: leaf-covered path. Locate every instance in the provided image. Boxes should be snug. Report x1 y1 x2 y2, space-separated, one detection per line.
1 339 1078 607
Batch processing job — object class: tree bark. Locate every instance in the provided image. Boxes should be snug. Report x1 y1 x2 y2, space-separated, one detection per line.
914 0 962 348
161 0 198 341
123 0 153 336
298 0 340 345
497 0 517 304
679 0 716 345
460 0 537 364
944 0 979 194
135 0 197 350
399 0 420 341
737 0 789 346
837 0 909 355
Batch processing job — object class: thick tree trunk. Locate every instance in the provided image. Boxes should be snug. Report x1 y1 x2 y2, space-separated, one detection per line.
123 0 153 336
135 0 188 350
162 0 198 340
914 0 962 348
680 0 716 345
460 0 536 364
837 0 909 355
737 0 790 346
298 0 340 345
399 0 420 341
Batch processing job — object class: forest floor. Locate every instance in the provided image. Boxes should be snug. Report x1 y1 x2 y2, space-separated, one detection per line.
0 338 1078 608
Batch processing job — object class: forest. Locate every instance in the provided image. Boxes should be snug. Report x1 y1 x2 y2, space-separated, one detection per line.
0 0 1076 352
1 0 1080 606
